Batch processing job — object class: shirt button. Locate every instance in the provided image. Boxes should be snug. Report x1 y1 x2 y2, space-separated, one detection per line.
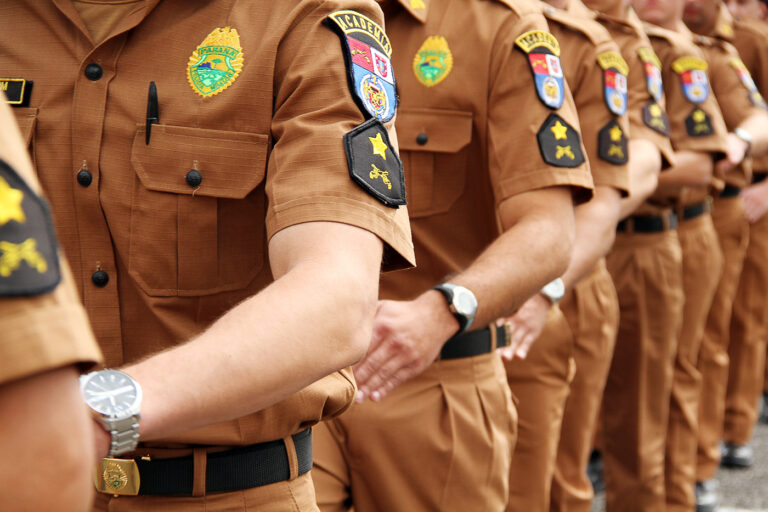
416 133 428 146
186 169 203 187
91 270 109 288
77 168 92 187
85 63 103 81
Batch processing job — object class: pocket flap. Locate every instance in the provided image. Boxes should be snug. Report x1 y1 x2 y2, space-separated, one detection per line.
397 108 473 153
13 107 38 147
131 124 269 199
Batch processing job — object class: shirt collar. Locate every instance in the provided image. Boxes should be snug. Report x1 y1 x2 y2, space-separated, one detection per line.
396 0 429 24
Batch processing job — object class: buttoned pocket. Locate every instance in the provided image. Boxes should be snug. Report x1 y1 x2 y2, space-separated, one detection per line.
129 124 268 296
396 108 473 218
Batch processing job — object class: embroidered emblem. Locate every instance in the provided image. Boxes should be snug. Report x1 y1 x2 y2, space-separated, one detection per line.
642 101 670 136
598 119 628 165
537 114 585 168
0 78 33 107
325 11 397 123
103 462 129 492
729 58 768 109
637 47 663 102
187 27 244 98
597 52 629 116
516 31 564 109
673 57 709 104
0 159 60 296
413 36 453 87
719 23 734 38
411 0 426 8
686 107 713 137
344 119 405 207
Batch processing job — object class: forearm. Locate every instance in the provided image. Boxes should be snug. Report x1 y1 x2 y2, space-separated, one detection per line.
656 150 714 192
561 186 622 290
738 111 768 157
620 139 661 219
126 223 381 441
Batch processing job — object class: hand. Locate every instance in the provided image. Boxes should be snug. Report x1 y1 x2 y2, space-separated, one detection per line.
92 419 110 461
715 133 749 177
353 291 459 402
741 181 768 223
495 294 550 361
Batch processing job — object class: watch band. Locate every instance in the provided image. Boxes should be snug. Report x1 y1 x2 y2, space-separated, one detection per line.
104 415 141 457
734 127 753 157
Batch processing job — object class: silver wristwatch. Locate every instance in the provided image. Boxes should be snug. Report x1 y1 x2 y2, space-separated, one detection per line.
433 283 478 333
734 127 753 157
80 369 142 457
540 278 565 305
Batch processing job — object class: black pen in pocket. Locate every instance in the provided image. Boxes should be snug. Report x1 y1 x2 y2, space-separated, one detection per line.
146 81 158 145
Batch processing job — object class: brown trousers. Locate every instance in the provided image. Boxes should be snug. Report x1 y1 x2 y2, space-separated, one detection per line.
603 229 684 512
665 213 724 511
695 198 750 481
313 352 516 512
506 307 574 512
550 260 619 512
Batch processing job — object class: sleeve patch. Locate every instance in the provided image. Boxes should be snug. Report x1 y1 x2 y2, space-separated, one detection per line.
673 57 710 104
597 52 628 116
516 31 565 109
598 120 628 165
642 101 671 136
537 114 585 168
685 107 714 137
1 78 33 107
637 47 664 102
324 11 397 123
0 159 60 296
343 119 405 208
729 58 768 110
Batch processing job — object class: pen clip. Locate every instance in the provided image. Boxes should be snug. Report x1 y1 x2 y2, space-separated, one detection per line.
146 81 158 145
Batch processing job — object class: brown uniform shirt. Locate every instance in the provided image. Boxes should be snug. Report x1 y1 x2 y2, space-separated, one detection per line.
545 0 630 195
1 0 415 446
0 100 102 385
378 0 593 300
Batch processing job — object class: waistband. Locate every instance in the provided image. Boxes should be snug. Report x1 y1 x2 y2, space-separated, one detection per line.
617 212 677 233
439 325 509 360
719 184 741 198
678 199 711 222
754 172 768 184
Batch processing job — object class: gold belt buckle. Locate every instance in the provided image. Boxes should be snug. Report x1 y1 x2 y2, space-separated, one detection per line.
502 323 512 349
94 458 140 496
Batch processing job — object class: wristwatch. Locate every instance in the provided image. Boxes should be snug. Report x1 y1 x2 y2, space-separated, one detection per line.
540 278 565 305
80 369 142 457
734 127 753 157
433 283 478 333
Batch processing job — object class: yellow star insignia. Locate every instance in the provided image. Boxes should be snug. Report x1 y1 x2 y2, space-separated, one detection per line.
693 109 706 123
0 176 25 226
551 121 569 140
369 132 389 160
411 0 426 8
610 125 623 142
650 103 662 117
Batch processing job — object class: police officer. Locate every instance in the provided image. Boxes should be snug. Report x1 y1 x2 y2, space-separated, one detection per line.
1 1 416 509
311 0 594 510
0 98 103 510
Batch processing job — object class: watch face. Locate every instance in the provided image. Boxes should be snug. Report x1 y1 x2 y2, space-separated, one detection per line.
81 370 141 418
453 287 478 316
542 278 565 301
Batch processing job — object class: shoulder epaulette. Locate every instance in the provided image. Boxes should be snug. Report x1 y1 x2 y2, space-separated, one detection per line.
492 0 543 17
543 6 613 47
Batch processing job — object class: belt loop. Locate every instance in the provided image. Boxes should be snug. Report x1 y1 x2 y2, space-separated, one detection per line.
192 448 207 497
489 324 498 351
626 217 635 234
283 435 299 480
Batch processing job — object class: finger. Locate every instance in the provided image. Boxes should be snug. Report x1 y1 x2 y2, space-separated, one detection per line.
358 350 412 398
497 345 516 361
353 341 395 389
369 362 421 400
516 333 537 359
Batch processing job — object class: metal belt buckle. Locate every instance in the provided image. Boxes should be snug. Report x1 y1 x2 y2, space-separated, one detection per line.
94 458 140 496
502 323 512 349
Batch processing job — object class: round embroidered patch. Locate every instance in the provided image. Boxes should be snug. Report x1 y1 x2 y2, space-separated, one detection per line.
187 27 244 98
413 35 453 87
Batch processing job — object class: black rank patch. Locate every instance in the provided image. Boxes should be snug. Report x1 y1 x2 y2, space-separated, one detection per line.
344 118 405 208
642 101 670 136
1 79 33 107
685 107 714 137
598 119 628 165
537 113 585 168
0 159 60 296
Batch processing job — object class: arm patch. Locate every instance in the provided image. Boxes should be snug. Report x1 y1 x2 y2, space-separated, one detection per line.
344 119 405 208
537 114 585 168
686 108 714 137
643 101 670 136
516 31 565 110
598 119 628 165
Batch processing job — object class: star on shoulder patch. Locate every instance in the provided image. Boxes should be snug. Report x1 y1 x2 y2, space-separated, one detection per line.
516 31 565 110
0 159 60 296
642 101 670 136
598 119 628 165
344 119 405 208
537 114 585 168
686 107 713 137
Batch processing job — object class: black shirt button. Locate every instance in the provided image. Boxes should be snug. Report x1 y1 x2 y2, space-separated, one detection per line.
85 63 103 81
416 133 428 146
91 270 109 288
185 169 202 188
77 169 92 187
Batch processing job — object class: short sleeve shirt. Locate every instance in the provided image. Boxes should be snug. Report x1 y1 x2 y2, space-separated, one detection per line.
0 100 102 386
0 0 415 446
378 0 594 299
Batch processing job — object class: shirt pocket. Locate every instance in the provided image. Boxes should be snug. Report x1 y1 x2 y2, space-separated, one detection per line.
396 108 473 218
129 124 268 297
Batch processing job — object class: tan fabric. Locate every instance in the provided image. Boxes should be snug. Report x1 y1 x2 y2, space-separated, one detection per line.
0 99 101 385
73 0 145 44
2 0 415 448
314 354 516 512
603 229 684 512
665 213 723 512
506 307 574 512
695 197 751 481
550 260 619 512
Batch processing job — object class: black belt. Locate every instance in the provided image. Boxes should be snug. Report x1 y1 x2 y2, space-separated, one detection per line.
617 212 677 233
135 429 312 495
439 325 509 360
754 172 768 184
719 184 742 198
680 201 709 220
